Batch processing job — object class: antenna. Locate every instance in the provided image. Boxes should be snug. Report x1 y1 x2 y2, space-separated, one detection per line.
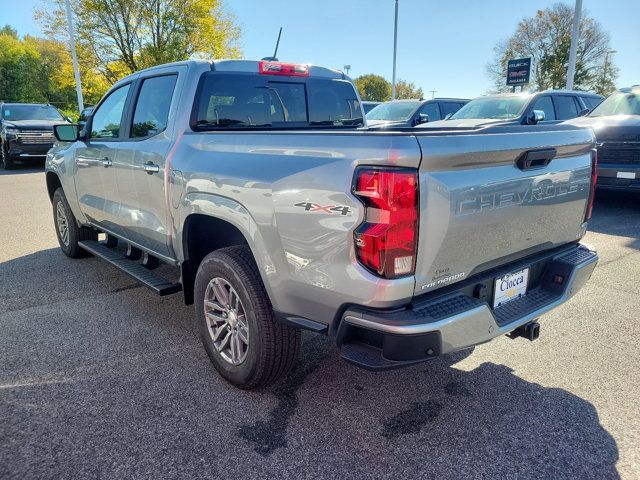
273 27 283 59
261 27 283 62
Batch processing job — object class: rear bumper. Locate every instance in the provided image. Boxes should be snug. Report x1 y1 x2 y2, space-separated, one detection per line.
597 166 640 190
337 243 598 370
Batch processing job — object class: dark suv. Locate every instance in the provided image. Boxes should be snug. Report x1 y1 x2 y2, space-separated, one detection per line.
366 98 469 128
0 103 70 169
564 86 640 190
424 90 603 128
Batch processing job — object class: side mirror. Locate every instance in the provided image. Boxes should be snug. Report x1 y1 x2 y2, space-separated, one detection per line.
579 108 590 117
54 124 79 142
417 113 430 125
527 110 545 125
444 113 453 120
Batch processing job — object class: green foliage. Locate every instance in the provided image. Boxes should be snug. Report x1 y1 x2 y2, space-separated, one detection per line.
395 80 424 100
0 25 18 38
0 32 109 111
0 33 47 103
486 3 618 95
354 74 391 102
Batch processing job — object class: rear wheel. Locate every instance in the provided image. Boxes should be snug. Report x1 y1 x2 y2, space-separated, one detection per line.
52 187 96 258
195 246 300 389
0 141 15 170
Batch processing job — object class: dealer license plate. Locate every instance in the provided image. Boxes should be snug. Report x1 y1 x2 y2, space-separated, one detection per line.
493 267 529 308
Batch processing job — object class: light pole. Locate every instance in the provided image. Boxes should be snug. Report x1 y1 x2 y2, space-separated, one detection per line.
64 0 84 113
391 0 399 99
566 0 582 90
429 90 437 99
343 65 351 76
601 50 617 92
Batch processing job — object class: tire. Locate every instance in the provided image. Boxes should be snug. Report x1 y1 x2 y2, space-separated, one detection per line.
0 141 15 170
52 187 97 258
195 246 300 389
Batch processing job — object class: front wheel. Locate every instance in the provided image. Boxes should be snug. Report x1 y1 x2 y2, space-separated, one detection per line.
0 141 15 170
52 187 96 258
195 246 300 389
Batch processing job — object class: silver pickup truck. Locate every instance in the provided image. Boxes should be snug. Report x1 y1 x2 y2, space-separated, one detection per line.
46 59 598 389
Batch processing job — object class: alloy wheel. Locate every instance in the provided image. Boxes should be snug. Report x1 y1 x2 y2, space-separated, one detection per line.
204 277 249 365
56 201 70 246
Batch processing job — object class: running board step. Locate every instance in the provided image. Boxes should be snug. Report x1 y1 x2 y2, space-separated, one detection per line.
78 240 182 296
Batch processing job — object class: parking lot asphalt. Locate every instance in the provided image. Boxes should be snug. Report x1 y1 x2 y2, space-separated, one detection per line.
1 166 639 480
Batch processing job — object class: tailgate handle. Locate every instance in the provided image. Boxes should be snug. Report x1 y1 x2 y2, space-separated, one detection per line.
516 148 556 170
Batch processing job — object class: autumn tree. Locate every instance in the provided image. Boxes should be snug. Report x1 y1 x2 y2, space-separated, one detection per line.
0 27 109 115
36 0 242 84
354 74 391 102
486 3 618 95
394 79 424 100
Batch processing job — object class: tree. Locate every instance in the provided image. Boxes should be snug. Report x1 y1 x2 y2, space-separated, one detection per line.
486 3 618 95
0 25 18 38
0 31 109 113
354 74 391 102
36 0 242 84
0 33 41 102
394 79 424 100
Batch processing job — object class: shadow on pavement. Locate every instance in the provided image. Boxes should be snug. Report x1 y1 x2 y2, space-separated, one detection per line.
0 163 44 175
235 334 620 479
0 247 620 479
589 189 640 243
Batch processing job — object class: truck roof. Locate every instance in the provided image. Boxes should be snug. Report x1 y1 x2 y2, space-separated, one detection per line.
115 59 346 86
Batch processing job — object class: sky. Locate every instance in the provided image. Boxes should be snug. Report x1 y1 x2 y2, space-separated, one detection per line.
2 0 638 99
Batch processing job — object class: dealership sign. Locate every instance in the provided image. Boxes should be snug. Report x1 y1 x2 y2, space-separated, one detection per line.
506 57 531 86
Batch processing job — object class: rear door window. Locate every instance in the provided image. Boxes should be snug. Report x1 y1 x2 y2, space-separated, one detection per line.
554 95 580 120
131 74 178 138
530 96 556 121
193 74 363 129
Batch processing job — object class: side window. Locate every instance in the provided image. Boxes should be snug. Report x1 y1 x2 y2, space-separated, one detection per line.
91 84 130 139
530 96 556 121
582 96 602 111
555 95 579 120
440 102 463 118
131 75 178 138
419 102 441 121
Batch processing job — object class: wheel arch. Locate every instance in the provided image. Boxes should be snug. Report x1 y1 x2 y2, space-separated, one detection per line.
181 212 274 306
46 171 63 203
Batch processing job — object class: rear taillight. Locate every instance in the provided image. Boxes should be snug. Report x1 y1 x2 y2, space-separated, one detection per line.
352 167 419 279
259 61 309 76
585 147 598 222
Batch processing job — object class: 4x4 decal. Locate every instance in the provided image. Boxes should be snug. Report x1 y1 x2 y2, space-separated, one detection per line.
294 202 351 216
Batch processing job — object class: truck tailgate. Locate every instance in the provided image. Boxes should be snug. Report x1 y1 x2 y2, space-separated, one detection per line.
413 127 595 295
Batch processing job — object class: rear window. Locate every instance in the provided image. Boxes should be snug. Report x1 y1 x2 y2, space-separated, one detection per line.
193 73 363 129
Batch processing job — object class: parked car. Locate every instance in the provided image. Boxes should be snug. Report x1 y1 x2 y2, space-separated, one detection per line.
366 98 469 128
46 59 597 389
424 90 604 128
361 101 381 114
564 86 640 190
77 106 94 130
0 103 70 169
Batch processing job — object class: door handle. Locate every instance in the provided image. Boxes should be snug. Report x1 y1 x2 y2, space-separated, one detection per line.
516 148 556 170
102 157 112 168
144 162 160 174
